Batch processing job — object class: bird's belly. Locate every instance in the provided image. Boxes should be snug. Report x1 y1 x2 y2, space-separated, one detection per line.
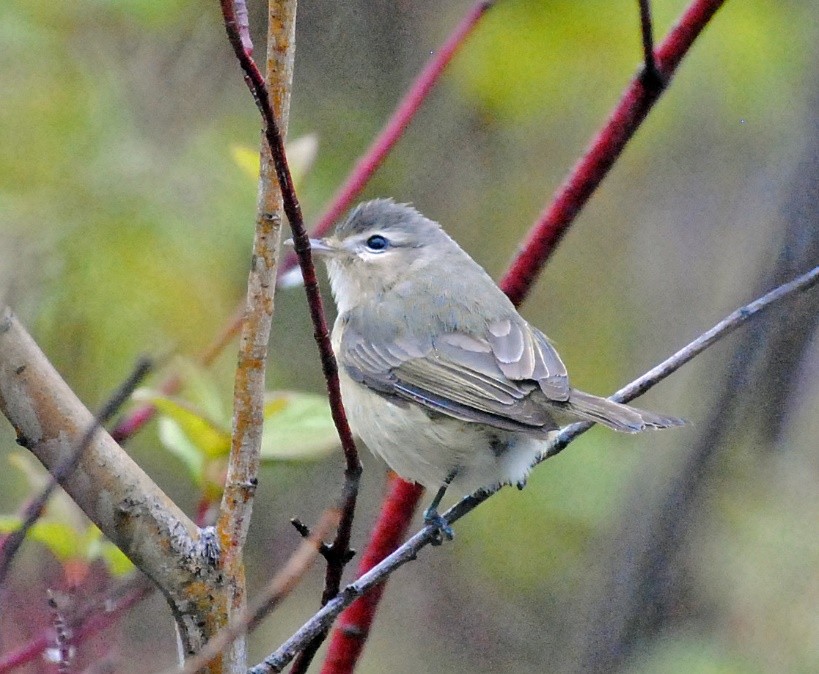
339 372 545 495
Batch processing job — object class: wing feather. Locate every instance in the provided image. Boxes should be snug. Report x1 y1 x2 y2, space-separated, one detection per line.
340 312 571 432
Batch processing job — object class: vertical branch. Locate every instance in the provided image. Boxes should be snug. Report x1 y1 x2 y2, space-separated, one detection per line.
216 0 298 670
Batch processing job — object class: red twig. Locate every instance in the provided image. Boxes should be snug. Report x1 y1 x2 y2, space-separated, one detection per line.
218 0 360 491
0 578 153 674
219 1 362 666
319 0 726 671
278 0 495 278
501 0 725 306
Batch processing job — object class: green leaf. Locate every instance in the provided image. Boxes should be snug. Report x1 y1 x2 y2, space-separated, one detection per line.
260 391 339 461
173 357 228 425
134 390 231 458
0 517 81 561
157 417 205 484
86 527 133 576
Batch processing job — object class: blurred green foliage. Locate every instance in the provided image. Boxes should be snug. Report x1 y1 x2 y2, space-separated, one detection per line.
1 1 817 673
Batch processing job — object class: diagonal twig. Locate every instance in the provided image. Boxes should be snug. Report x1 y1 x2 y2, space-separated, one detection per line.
251 263 819 674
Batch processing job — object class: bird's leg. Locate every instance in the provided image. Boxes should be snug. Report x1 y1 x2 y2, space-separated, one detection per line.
424 469 457 545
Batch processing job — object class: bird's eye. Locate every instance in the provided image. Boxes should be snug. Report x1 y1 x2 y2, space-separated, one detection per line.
365 235 389 252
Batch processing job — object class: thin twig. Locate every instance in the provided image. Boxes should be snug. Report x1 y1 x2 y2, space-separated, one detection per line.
637 0 661 86
215 1 299 669
217 1 362 664
218 0 360 496
320 476 423 674
0 357 152 585
0 575 154 674
250 264 819 673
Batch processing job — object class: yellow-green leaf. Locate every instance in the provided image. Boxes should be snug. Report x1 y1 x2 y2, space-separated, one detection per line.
134 390 230 458
261 391 339 461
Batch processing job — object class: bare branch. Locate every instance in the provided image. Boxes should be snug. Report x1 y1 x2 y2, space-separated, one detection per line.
0 309 222 655
0 357 151 584
637 0 660 86
214 1 299 670
250 264 819 673
169 509 340 674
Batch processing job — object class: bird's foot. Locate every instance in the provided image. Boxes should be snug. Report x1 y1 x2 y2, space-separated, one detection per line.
423 507 454 546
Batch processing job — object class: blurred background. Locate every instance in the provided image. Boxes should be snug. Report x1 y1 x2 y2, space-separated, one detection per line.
1 0 818 672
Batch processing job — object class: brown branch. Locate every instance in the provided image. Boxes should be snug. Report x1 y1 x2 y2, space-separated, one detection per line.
0 357 152 585
215 1 299 670
108 0 494 444
170 509 340 674
217 2 363 671
0 308 221 657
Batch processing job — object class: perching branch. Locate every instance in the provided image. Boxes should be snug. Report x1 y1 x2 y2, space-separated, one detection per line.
252 263 819 673
321 0 728 669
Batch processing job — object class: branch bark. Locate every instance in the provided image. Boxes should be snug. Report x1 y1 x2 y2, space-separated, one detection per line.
0 308 221 657
215 1 298 670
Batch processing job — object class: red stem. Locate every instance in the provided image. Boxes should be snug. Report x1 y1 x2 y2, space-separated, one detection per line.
0 580 152 674
501 0 724 306
319 0 726 672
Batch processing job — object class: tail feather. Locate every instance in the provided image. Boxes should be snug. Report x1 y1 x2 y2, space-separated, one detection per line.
566 389 685 433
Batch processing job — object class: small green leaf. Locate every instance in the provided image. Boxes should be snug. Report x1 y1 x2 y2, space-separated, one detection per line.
134 390 231 458
260 391 339 461
86 528 134 576
229 144 261 181
0 517 81 561
174 357 228 425
157 417 205 483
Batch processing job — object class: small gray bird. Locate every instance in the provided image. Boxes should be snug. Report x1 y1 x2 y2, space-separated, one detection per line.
303 199 682 538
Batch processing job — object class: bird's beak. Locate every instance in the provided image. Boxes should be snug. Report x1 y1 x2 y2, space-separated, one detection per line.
282 237 338 256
